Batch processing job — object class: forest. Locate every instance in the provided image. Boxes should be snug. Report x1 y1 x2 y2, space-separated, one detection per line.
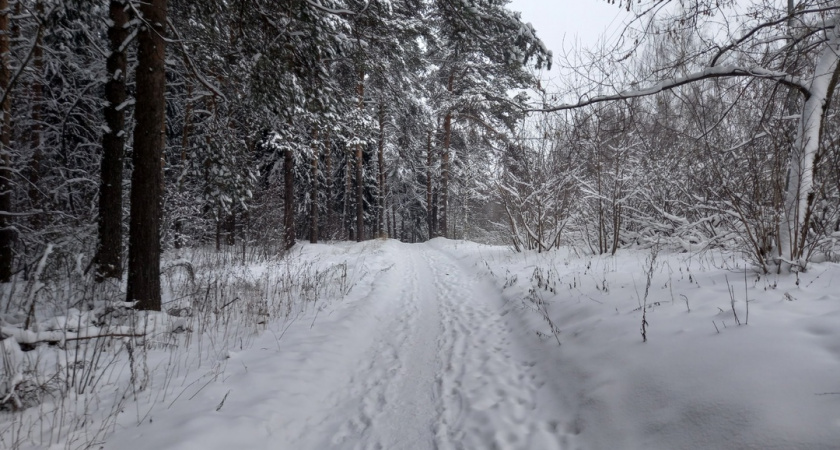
0 0 838 312
0 0 554 312
1 0 840 448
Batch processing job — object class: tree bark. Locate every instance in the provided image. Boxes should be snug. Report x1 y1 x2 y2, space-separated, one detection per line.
324 130 334 239
355 69 365 242
225 212 236 246
96 0 129 282
283 142 295 251
26 1 43 230
440 73 455 238
310 128 319 244
426 130 434 239
0 0 14 282
344 146 352 240
377 102 385 238
126 0 167 310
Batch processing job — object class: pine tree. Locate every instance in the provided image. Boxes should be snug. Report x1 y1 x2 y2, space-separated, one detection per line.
95 0 130 281
127 0 168 310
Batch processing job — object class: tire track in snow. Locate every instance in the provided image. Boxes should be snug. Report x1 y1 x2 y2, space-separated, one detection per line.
312 242 573 449
420 246 572 450
329 244 440 450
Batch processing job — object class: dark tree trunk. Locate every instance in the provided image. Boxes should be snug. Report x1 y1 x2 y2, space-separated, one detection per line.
215 215 222 251
284 144 295 251
425 130 434 239
432 189 438 237
26 1 44 230
126 0 167 310
344 147 352 240
181 82 192 162
440 73 455 239
0 0 14 282
390 205 395 240
355 69 365 242
377 103 386 238
226 212 236 246
441 113 451 239
174 219 183 249
310 128 319 244
95 0 129 281
355 141 364 242
324 130 333 239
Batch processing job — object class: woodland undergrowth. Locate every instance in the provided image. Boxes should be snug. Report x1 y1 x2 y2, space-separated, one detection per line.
0 244 352 450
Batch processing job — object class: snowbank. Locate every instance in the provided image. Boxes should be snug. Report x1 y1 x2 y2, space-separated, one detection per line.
430 238 840 449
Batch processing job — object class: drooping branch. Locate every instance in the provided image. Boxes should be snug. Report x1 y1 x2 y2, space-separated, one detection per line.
166 17 228 102
532 65 810 113
306 0 362 16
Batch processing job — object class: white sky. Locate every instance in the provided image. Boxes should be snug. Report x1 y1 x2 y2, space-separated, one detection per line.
507 0 631 72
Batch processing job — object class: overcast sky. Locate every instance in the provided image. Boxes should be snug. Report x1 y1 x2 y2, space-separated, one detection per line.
507 0 630 72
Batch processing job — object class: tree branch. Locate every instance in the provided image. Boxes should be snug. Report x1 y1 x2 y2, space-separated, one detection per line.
306 0 361 16
166 17 228 102
709 6 840 67
532 65 809 113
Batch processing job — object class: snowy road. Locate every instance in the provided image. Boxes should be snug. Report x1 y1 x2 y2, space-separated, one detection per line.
105 241 572 450
101 239 840 450
324 243 569 450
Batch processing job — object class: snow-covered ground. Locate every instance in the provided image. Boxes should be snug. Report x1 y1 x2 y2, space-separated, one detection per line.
3 239 840 449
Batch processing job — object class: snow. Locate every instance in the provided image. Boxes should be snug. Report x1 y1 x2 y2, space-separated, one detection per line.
430 239 840 449
3 239 840 449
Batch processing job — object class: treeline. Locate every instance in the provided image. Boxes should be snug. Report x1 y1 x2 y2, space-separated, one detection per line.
500 0 840 273
0 0 549 309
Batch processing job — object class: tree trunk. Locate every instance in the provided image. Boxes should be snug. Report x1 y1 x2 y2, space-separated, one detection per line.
26 1 43 230
441 113 451 239
377 102 385 238
310 128 319 244
0 0 13 282
215 214 222 251
226 212 236 246
779 17 840 266
95 0 129 282
324 130 333 239
344 146 352 240
391 205 396 240
283 143 295 251
181 82 192 163
426 130 434 239
126 0 167 310
440 73 455 239
355 69 365 242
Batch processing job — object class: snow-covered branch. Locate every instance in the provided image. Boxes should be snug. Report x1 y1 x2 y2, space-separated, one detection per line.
532 65 810 113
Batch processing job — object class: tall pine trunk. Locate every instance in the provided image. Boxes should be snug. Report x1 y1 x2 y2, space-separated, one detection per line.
426 130 434 239
440 73 454 238
325 130 334 239
95 0 129 281
126 0 167 310
355 69 365 242
310 128 319 244
441 112 451 239
283 143 295 250
344 146 352 240
0 0 13 282
26 1 43 231
377 102 385 238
